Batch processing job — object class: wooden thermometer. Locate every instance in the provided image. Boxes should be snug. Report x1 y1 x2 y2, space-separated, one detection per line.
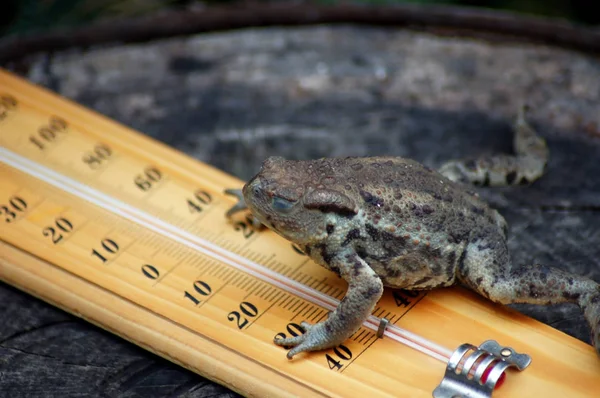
1 69 598 397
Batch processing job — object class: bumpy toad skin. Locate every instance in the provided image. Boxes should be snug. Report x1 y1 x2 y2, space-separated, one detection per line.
227 108 600 359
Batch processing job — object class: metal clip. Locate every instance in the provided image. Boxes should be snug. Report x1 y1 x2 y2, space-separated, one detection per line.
432 340 531 398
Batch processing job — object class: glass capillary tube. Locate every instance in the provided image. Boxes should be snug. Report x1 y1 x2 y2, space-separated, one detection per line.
0 147 453 362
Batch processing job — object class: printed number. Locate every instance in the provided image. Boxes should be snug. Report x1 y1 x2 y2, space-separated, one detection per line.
233 215 255 239
392 290 420 307
82 143 112 169
227 301 258 329
274 322 305 341
91 238 119 263
183 280 213 305
29 116 67 150
134 167 162 191
42 217 73 244
141 264 160 280
325 345 353 371
0 196 27 223
187 189 212 213
0 94 17 121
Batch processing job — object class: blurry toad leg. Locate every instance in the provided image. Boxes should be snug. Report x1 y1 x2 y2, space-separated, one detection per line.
439 105 549 186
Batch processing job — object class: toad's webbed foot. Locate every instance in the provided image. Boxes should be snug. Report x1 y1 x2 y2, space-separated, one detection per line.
224 188 262 228
439 105 549 186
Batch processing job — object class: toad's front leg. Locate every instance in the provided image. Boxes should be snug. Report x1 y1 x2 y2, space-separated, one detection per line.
224 188 263 228
274 251 383 359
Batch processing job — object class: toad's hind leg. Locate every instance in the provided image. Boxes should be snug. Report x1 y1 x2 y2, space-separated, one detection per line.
439 105 549 186
459 241 600 357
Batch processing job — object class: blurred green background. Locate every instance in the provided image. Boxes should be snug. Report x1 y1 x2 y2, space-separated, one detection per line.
1 0 598 38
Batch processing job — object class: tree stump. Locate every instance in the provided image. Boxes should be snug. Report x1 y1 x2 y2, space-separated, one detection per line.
2 22 599 397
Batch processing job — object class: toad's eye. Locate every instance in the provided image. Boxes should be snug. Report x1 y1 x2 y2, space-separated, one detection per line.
271 196 296 212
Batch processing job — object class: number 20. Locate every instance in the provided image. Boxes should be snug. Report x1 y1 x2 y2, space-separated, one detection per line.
42 217 74 244
227 301 258 329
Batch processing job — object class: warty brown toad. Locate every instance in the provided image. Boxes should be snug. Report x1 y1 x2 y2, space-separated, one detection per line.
226 106 600 359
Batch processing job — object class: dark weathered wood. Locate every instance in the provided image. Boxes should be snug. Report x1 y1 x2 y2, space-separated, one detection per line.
1 3 600 64
0 282 240 398
2 24 600 396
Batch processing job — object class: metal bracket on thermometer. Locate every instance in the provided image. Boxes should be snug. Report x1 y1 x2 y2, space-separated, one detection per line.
432 340 532 398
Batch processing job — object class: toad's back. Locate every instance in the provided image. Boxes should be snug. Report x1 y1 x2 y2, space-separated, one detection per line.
299 156 507 245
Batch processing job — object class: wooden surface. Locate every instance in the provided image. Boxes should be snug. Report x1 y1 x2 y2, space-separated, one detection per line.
1 25 600 397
